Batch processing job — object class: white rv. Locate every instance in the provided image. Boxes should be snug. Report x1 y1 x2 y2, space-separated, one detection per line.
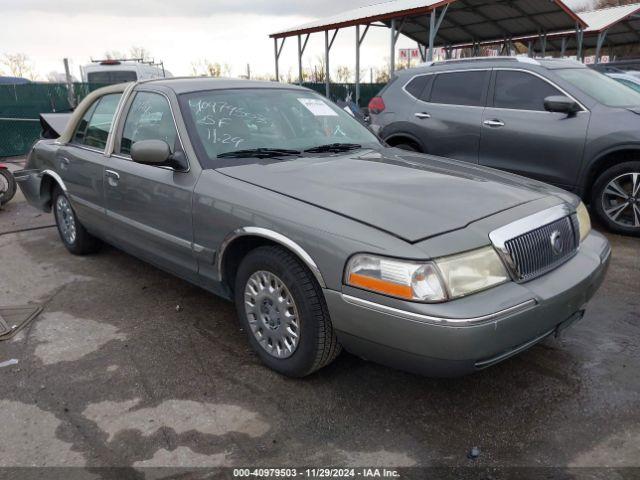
81 59 172 84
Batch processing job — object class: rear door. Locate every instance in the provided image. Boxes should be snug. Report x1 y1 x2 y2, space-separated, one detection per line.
479 69 590 189
104 89 199 281
57 92 122 234
409 70 490 164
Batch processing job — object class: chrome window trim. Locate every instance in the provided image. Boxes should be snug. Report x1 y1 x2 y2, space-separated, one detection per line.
489 203 576 280
68 90 130 155
216 227 326 288
341 294 537 327
402 68 490 106
105 83 136 155
491 68 589 113
68 144 106 155
110 89 191 173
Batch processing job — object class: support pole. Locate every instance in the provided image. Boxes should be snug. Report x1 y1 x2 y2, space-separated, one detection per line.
273 37 285 82
560 37 567 58
298 35 303 85
541 33 547 57
274 38 279 82
428 10 436 61
427 4 449 62
576 25 584 62
355 24 370 106
595 29 608 64
356 25 360 104
325 30 330 97
528 41 533 57
390 19 396 76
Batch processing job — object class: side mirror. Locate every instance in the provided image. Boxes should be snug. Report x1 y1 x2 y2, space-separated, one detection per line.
130 140 187 171
544 96 581 116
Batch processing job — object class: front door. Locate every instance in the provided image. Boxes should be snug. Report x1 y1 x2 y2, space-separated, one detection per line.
104 90 199 281
410 70 490 164
479 69 590 189
57 93 122 235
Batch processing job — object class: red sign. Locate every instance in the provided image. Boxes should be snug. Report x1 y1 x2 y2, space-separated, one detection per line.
399 48 420 60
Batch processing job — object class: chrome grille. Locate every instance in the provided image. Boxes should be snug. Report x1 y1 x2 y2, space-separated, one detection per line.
504 216 578 282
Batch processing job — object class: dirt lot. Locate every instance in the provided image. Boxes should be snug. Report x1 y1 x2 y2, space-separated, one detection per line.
1 160 639 479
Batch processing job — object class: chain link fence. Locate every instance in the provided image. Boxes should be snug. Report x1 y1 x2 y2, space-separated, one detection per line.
0 81 384 158
0 83 106 158
302 82 385 106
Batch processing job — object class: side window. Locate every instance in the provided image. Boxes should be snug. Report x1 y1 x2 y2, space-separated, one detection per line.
120 92 178 155
73 94 122 149
494 71 562 111
429 71 489 107
405 75 433 100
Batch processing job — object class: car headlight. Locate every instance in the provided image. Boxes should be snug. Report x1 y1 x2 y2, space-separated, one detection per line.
435 247 509 299
345 247 509 303
576 202 591 243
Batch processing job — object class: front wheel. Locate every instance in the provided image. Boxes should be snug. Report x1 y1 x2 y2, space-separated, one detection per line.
52 187 101 254
592 161 640 236
234 246 341 377
0 169 16 206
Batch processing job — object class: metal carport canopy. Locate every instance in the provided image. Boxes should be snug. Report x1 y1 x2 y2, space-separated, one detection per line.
269 0 586 103
519 4 640 58
271 0 584 45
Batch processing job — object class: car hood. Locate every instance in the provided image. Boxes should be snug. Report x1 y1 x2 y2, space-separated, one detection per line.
216 149 555 243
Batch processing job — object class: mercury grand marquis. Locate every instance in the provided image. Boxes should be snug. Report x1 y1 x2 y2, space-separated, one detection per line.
16 79 611 377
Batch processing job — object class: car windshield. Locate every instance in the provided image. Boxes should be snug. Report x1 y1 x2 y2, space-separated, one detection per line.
179 88 380 166
556 68 640 108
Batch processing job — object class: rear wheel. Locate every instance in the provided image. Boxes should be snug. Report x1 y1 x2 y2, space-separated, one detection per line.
0 169 16 206
52 187 101 254
234 245 341 377
592 161 640 236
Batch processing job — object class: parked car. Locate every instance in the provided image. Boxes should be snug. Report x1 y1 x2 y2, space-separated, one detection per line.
16 79 610 377
370 57 640 236
81 59 171 85
606 72 640 93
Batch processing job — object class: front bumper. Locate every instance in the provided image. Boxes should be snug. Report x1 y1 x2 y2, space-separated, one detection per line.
324 231 611 377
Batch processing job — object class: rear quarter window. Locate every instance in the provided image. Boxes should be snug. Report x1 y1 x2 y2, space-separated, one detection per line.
404 75 433 100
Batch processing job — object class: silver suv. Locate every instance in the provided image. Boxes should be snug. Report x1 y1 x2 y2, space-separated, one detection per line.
370 57 640 236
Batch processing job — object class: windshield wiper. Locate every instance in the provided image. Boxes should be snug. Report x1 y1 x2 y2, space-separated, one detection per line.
217 148 301 159
304 143 362 153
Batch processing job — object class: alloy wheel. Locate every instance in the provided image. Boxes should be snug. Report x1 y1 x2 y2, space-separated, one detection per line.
602 172 640 228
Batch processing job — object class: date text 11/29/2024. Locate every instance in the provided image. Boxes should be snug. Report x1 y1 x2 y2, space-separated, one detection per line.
232 468 401 478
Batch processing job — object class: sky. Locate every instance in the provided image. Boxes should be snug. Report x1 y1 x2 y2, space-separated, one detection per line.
1 0 592 81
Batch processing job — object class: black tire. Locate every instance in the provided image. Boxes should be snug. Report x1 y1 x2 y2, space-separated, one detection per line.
234 245 341 377
0 169 16 206
591 161 640 236
52 186 101 254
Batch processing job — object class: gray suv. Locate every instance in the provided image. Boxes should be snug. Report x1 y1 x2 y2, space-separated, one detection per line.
370 57 640 236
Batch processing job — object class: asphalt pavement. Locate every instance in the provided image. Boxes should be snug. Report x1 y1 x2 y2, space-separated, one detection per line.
0 162 639 479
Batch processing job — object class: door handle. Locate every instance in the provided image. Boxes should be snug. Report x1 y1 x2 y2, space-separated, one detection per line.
59 157 70 170
105 169 120 187
415 112 431 119
483 119 505 128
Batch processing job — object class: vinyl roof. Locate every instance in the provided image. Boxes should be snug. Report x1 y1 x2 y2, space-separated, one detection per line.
270 0 586 47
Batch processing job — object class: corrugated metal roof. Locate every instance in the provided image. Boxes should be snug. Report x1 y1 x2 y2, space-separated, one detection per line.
580 3 640 33
270 0 586 43
460 3 640 51
271 0 444 37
